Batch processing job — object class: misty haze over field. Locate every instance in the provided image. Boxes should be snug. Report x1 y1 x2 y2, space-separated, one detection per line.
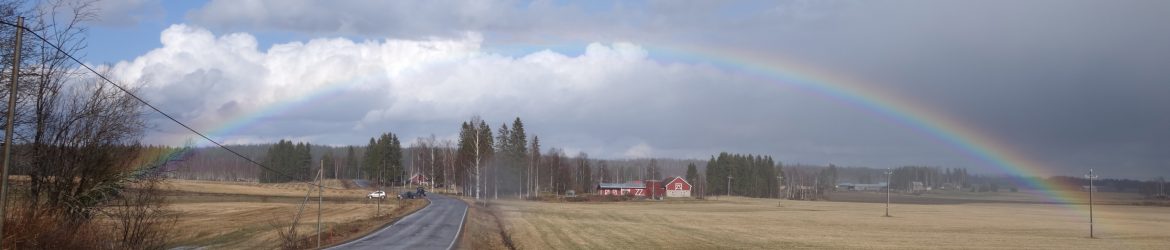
85 0 1170 178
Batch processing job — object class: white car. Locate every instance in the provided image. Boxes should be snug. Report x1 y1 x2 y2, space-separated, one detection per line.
367 190 386 199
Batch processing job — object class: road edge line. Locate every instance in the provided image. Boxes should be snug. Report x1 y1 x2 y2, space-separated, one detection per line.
446 202 470 250
326 196 433 249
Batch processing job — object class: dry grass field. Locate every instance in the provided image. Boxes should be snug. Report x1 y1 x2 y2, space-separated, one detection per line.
490 194 1170 249
161 179 426 249
455 198 519 250
162 179 367 197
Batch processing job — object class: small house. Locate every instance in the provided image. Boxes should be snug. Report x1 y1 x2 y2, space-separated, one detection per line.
409 174 430 186
662 176 692 197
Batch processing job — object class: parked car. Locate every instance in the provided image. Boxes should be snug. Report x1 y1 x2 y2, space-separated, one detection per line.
367 190 386 199
398 191 416 199
416 187 427 197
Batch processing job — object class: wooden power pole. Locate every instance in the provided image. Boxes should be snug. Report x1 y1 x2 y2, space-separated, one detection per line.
1085 169 1098 238
317 160 324 248
0 17 23 244
884 168 892 217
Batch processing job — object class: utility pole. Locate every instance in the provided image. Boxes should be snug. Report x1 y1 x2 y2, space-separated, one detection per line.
727 176 733 197
378 161 385 216
405 154 411 191
448 146 455 194
431 147 435 190
317 162 323 248
777 175 783 207
473 123 481 206
1158 176 1165 197
884 168 892 217
407 154 413 190
0 17 23 243
494 154 498 200
692 175 702 198
1085 169 1098 238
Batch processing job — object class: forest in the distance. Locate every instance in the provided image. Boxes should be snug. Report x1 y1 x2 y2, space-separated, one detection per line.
150 116 1170 200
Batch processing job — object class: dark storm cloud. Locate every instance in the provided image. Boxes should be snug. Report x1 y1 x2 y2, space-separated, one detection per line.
791 1 1170 178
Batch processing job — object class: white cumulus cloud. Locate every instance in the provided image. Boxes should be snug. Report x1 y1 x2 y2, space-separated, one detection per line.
107 24 825 159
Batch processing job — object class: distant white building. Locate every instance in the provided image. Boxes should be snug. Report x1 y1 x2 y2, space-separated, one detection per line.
837 183 886 191
1082 185 1098 192
910 182 927 192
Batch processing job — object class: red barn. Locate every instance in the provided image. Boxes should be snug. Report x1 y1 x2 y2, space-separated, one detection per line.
597 181 647 196
595 179 679 199
645 180 666 199
662 176 692 197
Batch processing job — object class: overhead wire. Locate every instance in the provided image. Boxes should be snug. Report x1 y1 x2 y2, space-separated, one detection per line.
0 19 347 190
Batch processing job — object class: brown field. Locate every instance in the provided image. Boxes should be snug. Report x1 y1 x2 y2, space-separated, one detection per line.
162 179 367 197
456 198 515 250
489 193 1170 249
161 179 427 249
827 189 1163 206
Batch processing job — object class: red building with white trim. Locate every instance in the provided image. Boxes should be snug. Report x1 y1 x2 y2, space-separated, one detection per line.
662 176 692 197
596 176 691 198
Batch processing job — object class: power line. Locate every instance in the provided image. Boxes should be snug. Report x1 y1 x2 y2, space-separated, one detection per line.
0 19 342 190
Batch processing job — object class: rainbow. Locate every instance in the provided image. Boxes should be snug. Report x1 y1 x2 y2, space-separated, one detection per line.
151 70 369 167
643 44 1088 205
160 41 1090 207
198 75 361 145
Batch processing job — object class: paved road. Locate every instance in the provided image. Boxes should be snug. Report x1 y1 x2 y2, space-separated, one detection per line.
329 194 469 250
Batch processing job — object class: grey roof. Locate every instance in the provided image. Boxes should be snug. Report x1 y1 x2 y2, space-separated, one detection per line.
597 182 645 189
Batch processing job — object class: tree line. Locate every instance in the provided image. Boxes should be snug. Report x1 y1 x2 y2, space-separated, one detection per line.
362 132 402 186
144 117 1170 202
704 153 781 198
259 140 312 183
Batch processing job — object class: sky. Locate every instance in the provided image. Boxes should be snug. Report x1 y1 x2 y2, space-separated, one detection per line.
69 0 1169 179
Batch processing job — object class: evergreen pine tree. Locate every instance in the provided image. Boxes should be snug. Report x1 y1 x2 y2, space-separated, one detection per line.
346 146 357 179
323 150 336 179
363 137 380 183
705 155 721 195
685 163 699 191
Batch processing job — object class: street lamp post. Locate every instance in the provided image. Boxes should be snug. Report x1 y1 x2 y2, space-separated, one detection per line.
884 168 892 217
1085 169 1098 238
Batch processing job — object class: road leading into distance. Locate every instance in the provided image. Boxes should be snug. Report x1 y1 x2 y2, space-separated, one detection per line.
330 194 469 250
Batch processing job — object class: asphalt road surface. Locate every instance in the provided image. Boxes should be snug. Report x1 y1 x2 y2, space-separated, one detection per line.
329 194 469 250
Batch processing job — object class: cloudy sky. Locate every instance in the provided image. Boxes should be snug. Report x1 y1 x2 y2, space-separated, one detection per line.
78 0 1169 178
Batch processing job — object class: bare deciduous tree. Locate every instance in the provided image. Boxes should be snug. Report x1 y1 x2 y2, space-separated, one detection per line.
0 0 175 248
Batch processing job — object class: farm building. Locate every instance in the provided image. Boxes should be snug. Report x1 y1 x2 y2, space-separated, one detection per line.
838 183 886 191
596 180 667 198
662 176 692 197
597 177 691 198
597 181 649 196
910 181 927 192
409 174 430 186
